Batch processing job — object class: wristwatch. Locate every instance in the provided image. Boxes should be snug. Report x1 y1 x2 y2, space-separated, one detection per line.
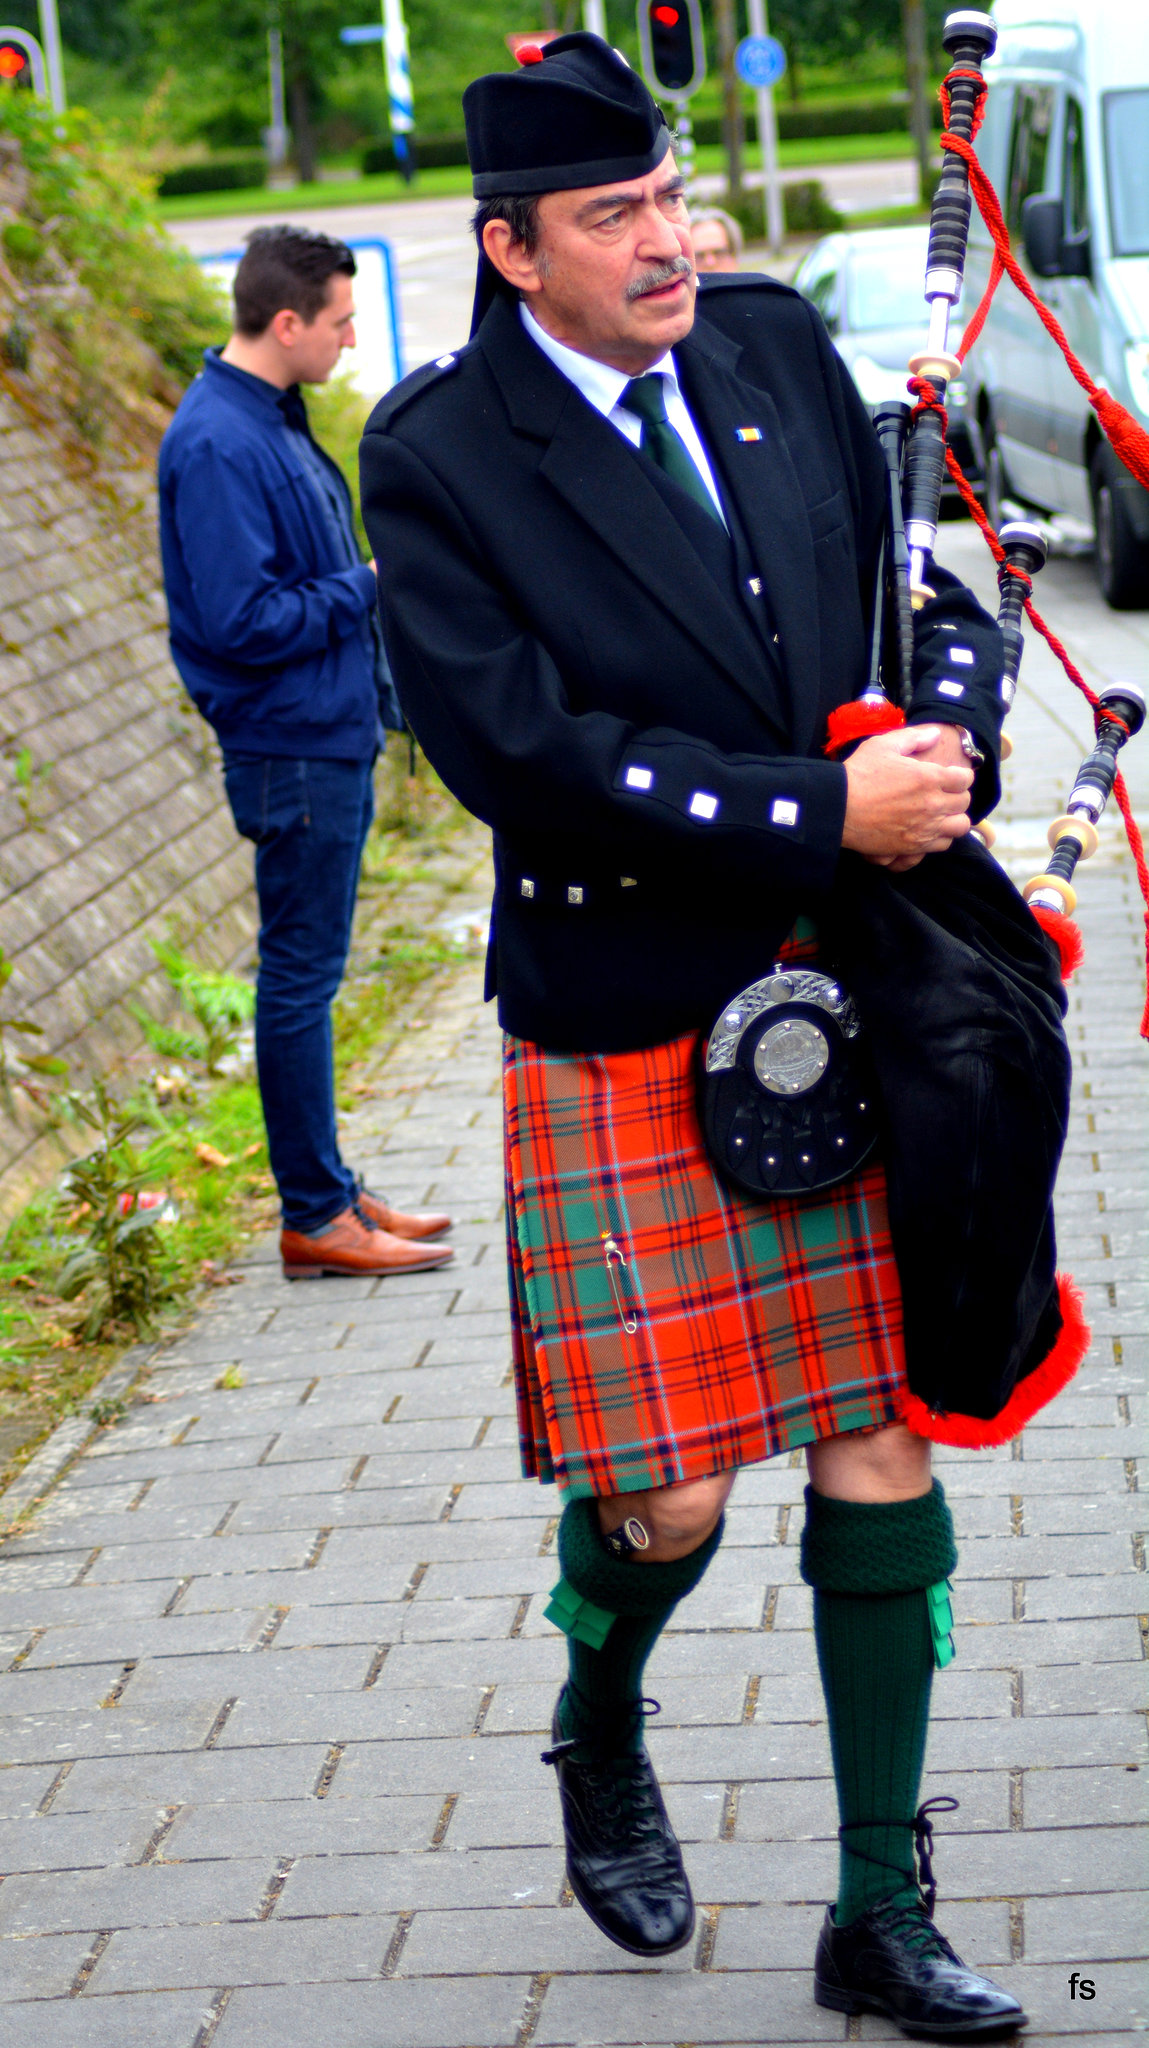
957 726 985 766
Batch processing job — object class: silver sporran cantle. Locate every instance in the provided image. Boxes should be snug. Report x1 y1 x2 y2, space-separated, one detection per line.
700 966 878 1199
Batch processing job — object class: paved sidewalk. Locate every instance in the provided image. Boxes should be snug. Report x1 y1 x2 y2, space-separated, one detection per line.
0 527 1145 2045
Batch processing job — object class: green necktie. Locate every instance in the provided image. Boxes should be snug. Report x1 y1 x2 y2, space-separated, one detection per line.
619 374 724 526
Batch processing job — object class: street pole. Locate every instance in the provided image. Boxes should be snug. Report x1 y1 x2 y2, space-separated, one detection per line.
712 0 743 210
673 94 696 197
265 23 289 171
582 0 607 39
36 0 64 113
901 0 932 207
746 0 783 251
382 0 414 184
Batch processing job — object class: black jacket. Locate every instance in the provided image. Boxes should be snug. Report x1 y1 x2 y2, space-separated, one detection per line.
360 278 1004 1050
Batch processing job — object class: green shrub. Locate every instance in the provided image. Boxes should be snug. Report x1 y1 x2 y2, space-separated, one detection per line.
157 153 267 197
132 941 255 1079
783 179 846 235
0 93 226 401
361 130 471 176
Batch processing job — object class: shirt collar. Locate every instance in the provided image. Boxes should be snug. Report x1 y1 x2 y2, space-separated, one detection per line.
203 347 306 426
519 304 678 417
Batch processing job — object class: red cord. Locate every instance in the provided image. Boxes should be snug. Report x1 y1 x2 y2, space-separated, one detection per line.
932 70 1149 1037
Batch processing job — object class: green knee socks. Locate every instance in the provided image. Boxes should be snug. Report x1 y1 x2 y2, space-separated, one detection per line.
800 1481 958 1928
547 1496 725 1751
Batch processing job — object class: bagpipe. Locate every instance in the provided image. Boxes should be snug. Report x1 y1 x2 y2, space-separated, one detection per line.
705 10 1148 1444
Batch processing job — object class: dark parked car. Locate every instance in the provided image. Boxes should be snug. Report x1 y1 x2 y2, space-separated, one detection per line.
793 227 979 485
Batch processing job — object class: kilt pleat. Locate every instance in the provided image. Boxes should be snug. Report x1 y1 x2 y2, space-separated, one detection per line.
505 1021 908 1500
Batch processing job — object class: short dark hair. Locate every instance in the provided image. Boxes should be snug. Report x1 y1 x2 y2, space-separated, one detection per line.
233 226 357 337
471 194 543 259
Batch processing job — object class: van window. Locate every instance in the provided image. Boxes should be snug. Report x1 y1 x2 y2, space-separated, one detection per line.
1005 85 1055 239
1063 99 1089 242
1104 90 1149 257
802 262 841 333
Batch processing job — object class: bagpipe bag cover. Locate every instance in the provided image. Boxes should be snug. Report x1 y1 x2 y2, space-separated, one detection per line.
825 836 1071 1420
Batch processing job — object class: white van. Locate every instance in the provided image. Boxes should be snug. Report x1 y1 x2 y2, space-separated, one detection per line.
964 0 1149 606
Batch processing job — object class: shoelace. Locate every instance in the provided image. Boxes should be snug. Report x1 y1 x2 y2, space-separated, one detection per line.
838 1795 960 1919
868 1890 963 1961
542 1699 674 1856
350 1196 380 1234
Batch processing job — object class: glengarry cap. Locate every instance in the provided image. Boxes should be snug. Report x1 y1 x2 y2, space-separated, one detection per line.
464 32 671 198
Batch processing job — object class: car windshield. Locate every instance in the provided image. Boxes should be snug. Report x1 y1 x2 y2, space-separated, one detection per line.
1104 90 1149 257
845 242 929 332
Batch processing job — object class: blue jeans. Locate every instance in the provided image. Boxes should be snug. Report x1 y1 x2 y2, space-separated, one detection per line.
223 753 374 1234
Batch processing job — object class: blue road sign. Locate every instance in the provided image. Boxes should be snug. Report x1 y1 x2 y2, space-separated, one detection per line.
734 33 786 88
340 22 383 41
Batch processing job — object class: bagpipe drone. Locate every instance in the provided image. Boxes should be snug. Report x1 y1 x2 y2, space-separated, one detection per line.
703 10 1149 1444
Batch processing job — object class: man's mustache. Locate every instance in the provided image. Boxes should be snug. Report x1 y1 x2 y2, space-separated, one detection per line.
624 256 693 302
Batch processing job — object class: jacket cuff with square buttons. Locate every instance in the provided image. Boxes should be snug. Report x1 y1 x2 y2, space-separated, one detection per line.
909 564 1006 763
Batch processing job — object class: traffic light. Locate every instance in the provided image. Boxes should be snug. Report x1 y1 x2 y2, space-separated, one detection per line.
637 0 705 99
0 42 30 83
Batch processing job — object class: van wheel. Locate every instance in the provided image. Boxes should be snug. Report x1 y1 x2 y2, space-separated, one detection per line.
1090 442 1149 609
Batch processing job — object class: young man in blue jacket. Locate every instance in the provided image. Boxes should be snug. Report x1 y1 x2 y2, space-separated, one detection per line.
160 226 453 1278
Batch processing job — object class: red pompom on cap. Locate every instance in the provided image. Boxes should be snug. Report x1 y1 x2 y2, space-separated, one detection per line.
516 42 545 64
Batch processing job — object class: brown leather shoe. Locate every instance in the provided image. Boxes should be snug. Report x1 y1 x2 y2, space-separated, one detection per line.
281 1206 454 1279
355 1188 452 1241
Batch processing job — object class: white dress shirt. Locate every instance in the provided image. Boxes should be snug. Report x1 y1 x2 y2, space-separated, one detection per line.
520 303 727 524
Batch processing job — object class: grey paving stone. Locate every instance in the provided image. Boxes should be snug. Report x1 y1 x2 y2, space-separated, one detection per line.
986 1961 1149 2034
216 1685 485 1747
0 1701 226 1766
1022 1574 1149 1621
226 1484 456 1534
278 1844 564 1916
0 1763 61 1819
535 1967 844 2043
85 1531 320 1583
177 1561 413 1614
0 1926 103 1999
124 1642 379 1705
400 1901 696 1975
946 1617 1143 1669
0 1992 211 2046
937 1823 1145 1898
0 1581 182 1631
1024 1890 1148 1963
51 1744 330 1815
1022 1663 1149 1715
140 1458 356 1507
1022 1766 1149 1829
163 1792 443 1861
0 1663 129 1716
0 1858 270 1935
0 1806 158 1873
272 1600 407 1648
210 1975 530 2048
20 1610 272 1667
89 1913 399 1991
1 1505 223 1555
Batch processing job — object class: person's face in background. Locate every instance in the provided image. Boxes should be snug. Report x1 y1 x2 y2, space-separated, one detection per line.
692 219 739 272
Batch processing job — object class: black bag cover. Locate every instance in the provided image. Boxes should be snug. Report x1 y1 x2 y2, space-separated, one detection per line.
825 836 1071 1420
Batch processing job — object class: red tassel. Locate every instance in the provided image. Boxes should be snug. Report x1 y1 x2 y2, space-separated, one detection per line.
1028 903 1085 980
899 1275 1089 1448
825 701 906 755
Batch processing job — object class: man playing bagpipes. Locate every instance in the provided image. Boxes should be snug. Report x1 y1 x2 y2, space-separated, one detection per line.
358 33 1067 2035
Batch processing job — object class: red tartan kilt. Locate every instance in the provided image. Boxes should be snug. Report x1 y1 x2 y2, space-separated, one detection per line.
504 1023 909 1499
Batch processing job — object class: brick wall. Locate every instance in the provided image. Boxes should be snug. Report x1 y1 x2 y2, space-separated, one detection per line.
0 378 256 1213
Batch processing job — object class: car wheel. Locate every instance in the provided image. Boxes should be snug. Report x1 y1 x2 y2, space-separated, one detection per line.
1090 442 1149 610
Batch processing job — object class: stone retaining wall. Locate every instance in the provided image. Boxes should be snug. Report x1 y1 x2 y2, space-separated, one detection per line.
0 376 256 1212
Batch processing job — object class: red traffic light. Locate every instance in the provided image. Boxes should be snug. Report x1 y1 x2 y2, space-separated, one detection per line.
637 0 705 96
0 44 28 78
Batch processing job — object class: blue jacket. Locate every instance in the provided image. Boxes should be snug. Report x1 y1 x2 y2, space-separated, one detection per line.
159 350 399 759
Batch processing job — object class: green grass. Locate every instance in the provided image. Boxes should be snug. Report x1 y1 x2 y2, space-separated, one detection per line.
156 132 918 221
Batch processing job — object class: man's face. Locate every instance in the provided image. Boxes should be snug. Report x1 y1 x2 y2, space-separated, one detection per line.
286 273 357 383
692 219 738 273
487 148 696 374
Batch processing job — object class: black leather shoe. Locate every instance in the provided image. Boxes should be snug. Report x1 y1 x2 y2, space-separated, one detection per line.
542 1695 694 1957
814 1895 1028 2039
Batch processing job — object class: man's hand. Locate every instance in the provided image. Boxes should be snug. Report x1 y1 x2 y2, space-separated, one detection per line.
842 724 973 871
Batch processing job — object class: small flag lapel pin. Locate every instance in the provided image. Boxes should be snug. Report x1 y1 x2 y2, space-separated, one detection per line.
735 426 763 442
